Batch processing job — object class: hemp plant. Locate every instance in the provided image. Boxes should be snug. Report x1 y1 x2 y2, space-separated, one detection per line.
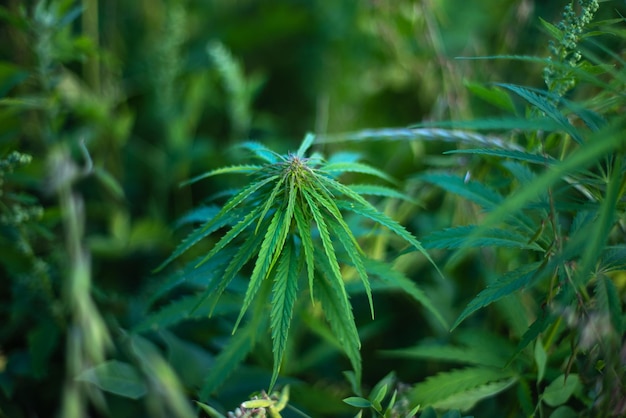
156 134 444 390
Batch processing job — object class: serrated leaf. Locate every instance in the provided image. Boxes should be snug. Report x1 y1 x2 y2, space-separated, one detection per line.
514 312 556 357
453 263 542 329
364 258 448 330
542 374 581 407
233 207 287 332
322 202 373 319
195 204 263 268
200 283 270 398
444 148 556 165
320 174 428 252
495 83 583 144
173 205 220 229
409 367 515 410
155 176 277 271
180 164 263 187
418 173 502 210
423 226 543 251
314 253 362 382
384 344 506 368
575 157 622 287
303 188 347 302
135 293 241 332
433 378 516 411
348 184 418 204
269 240 300 390
466 122 624 257
237 141 281 163
321 161 396 184
77 360 147 400
293 203 315 302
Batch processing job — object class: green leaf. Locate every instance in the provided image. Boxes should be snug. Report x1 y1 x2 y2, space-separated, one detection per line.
180 164 263 187
195 402 226 418
155 176 277 271
409 367 516 410
135 293 241 332
314 255 362 382
423 226 543 251
417 173 502 210
384 344 506 368
320 174 431 254
343 397 373 408
595 275 624 334
269 239 300 390
549 406 578 418
202 214 271 315
233 206 287 331
200 282 270 398
323 203 373 319
195 204 264 268
77 360 147 400
364 258 448 330
542 374 581 407
297 132 315 157
495 83 583 143
575 157 622 287
293 203 316 302
452 263 542 330
464 120 624 255
303 188 347 303
444 148 556 165
237 141 282 163
348 184 418 204
321 161 397 184
535 338 547 383
464 81 516 113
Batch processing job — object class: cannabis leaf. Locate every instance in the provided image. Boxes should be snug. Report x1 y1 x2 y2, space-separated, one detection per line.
156 134 440 390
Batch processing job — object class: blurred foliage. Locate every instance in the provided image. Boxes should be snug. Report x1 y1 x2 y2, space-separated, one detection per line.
0 0 625 417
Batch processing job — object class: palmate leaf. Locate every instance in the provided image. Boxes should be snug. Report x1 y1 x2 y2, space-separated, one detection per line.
269 239 300 390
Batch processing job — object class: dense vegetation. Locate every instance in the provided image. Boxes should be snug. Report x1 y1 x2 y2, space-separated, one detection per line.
1 1 625 417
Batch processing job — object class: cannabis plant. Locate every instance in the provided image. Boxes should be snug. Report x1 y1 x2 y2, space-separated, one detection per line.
154 134 446 391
